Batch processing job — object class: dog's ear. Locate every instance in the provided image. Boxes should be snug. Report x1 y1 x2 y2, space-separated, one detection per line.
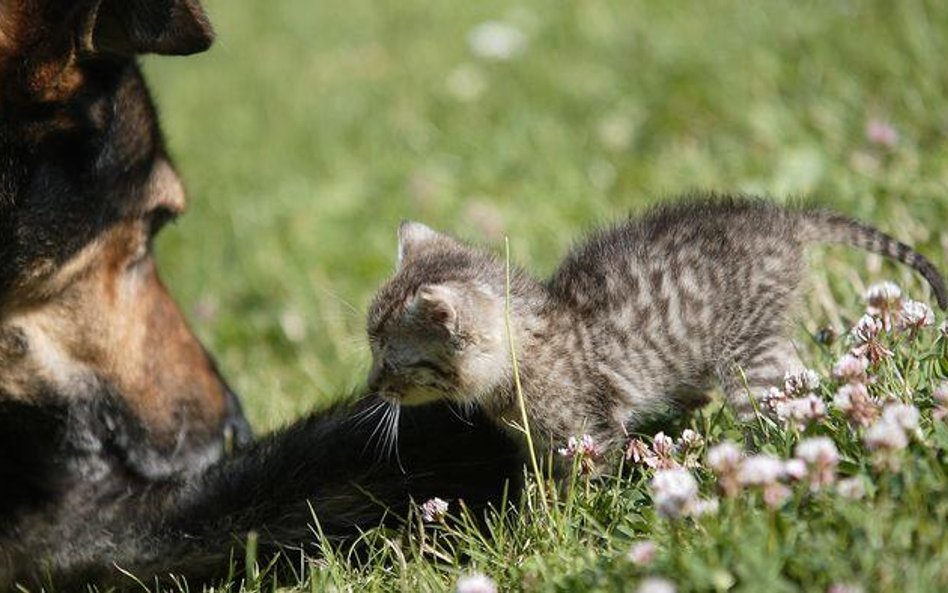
81 0 214 56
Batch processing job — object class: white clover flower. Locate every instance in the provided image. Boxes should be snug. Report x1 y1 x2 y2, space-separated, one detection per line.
445 64 488 102
421 497 449 523
795 437 839 489
836 477 866 500
795 437 839 465
784 369 821 396
762 482 791 510
456 572 498 593
934 383 948 405
832 354 869 383
762 385 789 412
783 458 807 481
651 468 698 519
690 497 720 517
829 584 865 593
558 434 602 474
775 394 826 427
864 281 902 314
897 299 935 331
677 429 704 450
881 403 920 432
851 314 884 343
833 382 879 427
866 119 899 149
737 454 785 486
707 441 743 497
707 441 742 473
626 437 652 464
636 577 677 593
626 540 657 567
934 383 948 421
467 21 527 61
864 419 908 451
850 313 893 363
939 320 948 338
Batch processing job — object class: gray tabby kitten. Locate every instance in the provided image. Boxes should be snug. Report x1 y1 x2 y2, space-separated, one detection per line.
366 196 947 460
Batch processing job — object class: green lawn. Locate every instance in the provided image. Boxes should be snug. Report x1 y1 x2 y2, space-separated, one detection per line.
142 0 948 590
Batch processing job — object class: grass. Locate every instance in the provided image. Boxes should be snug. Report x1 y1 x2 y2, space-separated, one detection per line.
135 0 948 590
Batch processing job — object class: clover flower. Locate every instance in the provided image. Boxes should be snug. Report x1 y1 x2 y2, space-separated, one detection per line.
737 454 785 487
626 437 652 464
833 353 870 383
761 483 791 510
866 118 899 149
673 429 705 468
707 441 743 498
677 429 704 450
689 497 720 517
627 540 657 567
782 458 807 482
850 314 892 363
833 383 879 427
775 394 826 429
881 403 920 432
933 382 948 421
636 577 677 593
651 468 698 519
864 281 902 329
456 572 498 593
421 497 450 523
762 386 789 414
795 437 839 490
559 434 602 474
864 416 909 471
737 454 791 510
829 583 865 593
896 299 935 333
625 433 680 470
784 369 821 396
468 21 527 61
836 477 866 500
651 432 676 460
864 418 909 451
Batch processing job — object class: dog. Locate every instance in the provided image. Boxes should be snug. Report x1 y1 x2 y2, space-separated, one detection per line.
0 1 521 588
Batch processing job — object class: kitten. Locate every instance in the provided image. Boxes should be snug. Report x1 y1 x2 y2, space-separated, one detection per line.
366 196 947 463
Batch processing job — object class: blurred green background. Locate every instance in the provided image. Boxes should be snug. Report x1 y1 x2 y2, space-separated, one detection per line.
145 0 948 431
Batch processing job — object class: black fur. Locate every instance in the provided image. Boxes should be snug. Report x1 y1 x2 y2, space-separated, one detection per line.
1 396 522 589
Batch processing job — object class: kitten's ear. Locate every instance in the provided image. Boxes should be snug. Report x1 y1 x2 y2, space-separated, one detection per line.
397 220 442 268
411 285 459 333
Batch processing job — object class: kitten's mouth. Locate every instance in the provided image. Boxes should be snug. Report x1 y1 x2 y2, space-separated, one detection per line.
379 385 445 407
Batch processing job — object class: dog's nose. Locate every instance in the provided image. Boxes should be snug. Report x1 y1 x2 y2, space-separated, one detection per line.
222 386 253 452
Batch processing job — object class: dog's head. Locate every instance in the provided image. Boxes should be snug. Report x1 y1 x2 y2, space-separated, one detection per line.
0 0 252 482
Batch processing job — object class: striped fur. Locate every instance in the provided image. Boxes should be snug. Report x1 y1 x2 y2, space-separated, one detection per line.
368 195 946 467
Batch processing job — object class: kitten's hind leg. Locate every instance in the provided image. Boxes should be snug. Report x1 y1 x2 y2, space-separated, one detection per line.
718 337 805 420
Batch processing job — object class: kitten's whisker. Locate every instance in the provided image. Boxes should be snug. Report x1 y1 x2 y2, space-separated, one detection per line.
351 400 386 428
364 403 393 456
447 401 475 426
391 404 406 474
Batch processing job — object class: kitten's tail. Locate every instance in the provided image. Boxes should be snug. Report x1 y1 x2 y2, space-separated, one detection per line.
799 210 947 310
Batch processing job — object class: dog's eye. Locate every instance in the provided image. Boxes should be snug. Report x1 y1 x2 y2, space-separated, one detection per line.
148 206 178 235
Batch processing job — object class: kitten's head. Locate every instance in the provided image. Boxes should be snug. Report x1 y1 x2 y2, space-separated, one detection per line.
366 222 510 406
